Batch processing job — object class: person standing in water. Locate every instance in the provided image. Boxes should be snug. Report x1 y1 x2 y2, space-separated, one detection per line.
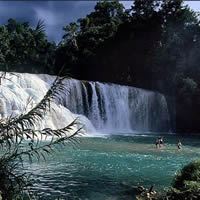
155 137 164 149
158 136 164 148
177 140 182 150
155 138 160 149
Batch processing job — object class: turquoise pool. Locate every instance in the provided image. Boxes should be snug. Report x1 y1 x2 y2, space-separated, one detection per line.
25 133 200 199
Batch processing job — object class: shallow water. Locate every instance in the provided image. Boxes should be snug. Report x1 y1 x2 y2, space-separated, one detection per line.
25 134 200 199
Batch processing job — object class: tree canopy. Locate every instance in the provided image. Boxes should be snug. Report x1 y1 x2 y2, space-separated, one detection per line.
0 19 56 74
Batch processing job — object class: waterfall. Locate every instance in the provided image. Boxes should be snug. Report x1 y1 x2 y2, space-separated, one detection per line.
63 80 170 133
0 72 170 134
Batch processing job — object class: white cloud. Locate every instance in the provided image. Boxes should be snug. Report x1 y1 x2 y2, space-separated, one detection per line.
35 8 58 26
185 1 200 11
121 1 133 9
33 1 96 42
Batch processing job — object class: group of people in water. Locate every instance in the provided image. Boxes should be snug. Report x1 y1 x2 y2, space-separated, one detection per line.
155 136 182 150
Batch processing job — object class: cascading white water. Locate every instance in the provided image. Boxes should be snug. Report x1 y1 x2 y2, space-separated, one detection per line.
0 72 170 134
63 79 170 133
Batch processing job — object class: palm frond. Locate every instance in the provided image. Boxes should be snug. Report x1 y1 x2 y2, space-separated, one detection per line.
8 119 82 162
35 19 45 34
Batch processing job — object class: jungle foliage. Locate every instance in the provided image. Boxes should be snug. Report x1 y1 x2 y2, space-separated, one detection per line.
136 160 200 199
164 160 200 199
0 19 56 74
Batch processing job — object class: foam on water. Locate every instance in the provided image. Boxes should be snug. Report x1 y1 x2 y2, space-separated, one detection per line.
0 72 170 135
0 73 95 135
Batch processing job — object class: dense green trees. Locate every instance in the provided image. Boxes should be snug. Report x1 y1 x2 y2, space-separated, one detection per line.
55 1 128 76
0 0 200 132
0 19 56 73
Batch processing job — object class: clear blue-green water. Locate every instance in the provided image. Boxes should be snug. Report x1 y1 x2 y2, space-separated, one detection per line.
26 133 200 200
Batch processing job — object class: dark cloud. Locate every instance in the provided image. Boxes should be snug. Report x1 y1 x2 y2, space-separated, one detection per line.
0 1 97 42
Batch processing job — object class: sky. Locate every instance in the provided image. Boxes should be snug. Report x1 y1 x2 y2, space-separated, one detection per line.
0 1 200 43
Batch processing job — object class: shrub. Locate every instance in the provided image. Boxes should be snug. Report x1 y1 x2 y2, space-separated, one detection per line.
166 160 200 200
